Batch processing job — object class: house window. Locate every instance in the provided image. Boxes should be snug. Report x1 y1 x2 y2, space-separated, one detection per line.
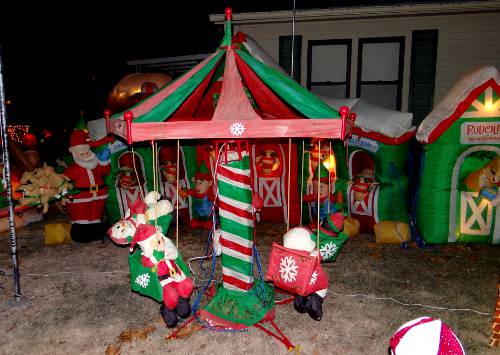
357 37 405 110
307 39 352 98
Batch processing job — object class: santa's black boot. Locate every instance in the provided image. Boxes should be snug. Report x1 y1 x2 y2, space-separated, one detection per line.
176 297 191 319
160 304 179 328
305 293 324 321
293 295 308 314
70 223 89 243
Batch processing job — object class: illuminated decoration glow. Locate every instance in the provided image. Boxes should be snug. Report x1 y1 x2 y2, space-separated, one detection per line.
322 153 336 175
7 125 31 144
463 87 500 118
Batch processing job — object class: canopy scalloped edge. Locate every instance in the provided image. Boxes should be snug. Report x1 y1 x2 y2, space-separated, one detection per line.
106 117 343 142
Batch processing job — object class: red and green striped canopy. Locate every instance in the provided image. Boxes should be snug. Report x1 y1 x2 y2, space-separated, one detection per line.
107 21 341 142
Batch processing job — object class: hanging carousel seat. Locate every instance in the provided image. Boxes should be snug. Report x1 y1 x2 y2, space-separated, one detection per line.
314 227 349 263
265 243 328 297
128 250 192 302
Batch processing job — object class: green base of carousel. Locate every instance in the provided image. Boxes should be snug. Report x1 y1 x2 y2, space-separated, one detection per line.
199 282 275 328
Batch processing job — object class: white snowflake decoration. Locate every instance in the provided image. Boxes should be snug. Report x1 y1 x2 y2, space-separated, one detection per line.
155 225 163 234
279 256 298 283
320 242 338 260
230 122 246 136
135 273 150 288
309 271 318 285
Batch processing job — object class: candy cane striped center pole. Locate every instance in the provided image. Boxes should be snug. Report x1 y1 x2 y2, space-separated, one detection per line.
217 152 254 292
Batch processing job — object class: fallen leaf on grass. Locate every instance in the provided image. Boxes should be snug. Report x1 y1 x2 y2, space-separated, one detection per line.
429 256 446 264
309 334 318 341
166 323 203 340
105 343 121 355
368 250 382 258
312 348 321 355
366 242 379 249
467 255 479 262
119 325 156 342
441 244 468 254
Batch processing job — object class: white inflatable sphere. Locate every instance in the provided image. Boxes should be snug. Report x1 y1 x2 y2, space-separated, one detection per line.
283 227 315 252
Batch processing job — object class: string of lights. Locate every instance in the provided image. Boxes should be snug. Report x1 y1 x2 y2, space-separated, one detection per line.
6 124 30 144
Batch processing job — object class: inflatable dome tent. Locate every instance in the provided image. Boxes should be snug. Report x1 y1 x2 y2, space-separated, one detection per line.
416 66 500 244
313 97 415 234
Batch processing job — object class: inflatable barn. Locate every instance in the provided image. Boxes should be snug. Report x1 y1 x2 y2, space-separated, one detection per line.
88 119 199 225
305 97 415 234
416 66 500 244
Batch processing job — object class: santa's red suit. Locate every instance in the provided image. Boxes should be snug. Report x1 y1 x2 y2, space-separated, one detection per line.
65 161 110 223
64 130 111 225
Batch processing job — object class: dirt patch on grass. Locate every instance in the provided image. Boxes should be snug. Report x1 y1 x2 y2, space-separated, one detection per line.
1 216 498 354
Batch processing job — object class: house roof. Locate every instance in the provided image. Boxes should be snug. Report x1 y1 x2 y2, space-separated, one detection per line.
210 1 500 24
416 66 500 144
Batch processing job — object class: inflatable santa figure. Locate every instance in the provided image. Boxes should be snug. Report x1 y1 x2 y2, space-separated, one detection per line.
131 223 194 328
64 129 111 242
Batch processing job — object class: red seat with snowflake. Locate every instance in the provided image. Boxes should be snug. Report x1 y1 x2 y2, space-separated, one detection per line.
265 243 328 296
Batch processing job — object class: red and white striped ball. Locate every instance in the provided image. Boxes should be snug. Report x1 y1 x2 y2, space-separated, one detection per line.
389 317 465 355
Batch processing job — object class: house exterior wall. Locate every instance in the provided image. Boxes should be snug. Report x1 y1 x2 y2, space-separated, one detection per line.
222 7 500 113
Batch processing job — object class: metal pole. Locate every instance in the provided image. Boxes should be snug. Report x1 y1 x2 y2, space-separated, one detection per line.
0 46 21 300
290 0 296 80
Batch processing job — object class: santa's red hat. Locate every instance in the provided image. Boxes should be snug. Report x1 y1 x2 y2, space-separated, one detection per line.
129 198 146 216
68 129 98 153
159 147 176 163
389 317 465 355
130 223 157 251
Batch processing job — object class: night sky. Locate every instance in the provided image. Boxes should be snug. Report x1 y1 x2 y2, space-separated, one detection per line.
1 0 458 130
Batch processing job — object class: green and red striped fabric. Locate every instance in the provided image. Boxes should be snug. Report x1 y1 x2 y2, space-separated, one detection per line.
217 153 255 292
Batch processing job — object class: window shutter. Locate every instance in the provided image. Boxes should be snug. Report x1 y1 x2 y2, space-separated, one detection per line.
279 35 302 82
409 30 438 125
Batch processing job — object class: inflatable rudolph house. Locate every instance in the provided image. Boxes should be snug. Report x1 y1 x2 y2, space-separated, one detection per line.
416 66 500 244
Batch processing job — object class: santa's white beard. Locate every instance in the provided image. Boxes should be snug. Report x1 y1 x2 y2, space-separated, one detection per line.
73 153 99 169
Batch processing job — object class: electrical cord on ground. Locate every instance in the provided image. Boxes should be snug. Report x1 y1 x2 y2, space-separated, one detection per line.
329 290 491 316
0 270 128 277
